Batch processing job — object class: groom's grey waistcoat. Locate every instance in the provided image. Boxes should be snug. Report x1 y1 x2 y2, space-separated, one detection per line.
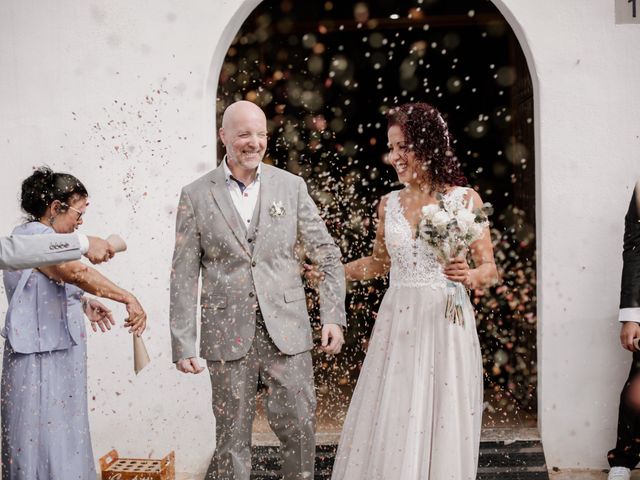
170 163 346 362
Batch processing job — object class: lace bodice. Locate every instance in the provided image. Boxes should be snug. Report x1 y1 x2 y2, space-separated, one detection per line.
384 187 468 289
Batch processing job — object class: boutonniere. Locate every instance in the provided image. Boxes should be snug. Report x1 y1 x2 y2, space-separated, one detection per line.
269 201 286 217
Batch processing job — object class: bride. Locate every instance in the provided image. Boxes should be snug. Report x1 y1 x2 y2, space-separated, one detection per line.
326 103 498 479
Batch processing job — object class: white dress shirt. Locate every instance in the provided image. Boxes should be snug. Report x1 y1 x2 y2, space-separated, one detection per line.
222 158 261 228
619 308 640 322
77 233 90 254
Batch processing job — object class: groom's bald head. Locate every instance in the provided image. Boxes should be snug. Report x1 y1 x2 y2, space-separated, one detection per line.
221 101 266 131
219 101 268 172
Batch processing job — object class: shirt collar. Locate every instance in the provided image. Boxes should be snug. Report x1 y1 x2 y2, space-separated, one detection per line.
222 155 262 186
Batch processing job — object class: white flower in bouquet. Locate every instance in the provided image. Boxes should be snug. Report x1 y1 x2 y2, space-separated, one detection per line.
431 210 452 231
417 194 491 262
421 203 440 221
468 221 485 240
456 208 477 235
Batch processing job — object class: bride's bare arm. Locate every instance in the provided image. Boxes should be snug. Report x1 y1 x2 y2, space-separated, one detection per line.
345 196 392 281
463 190 498 289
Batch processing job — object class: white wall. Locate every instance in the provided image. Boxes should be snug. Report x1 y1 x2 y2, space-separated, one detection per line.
494 0 640 469
0 0 639 473
0 0 234 474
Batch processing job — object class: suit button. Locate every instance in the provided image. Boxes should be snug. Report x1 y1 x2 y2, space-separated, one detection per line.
251 261 257 267
247 238 253 243
249 292 255 298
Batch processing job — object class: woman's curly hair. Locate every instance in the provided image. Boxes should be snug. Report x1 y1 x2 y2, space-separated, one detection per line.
387 102 467 191
21 166 88 220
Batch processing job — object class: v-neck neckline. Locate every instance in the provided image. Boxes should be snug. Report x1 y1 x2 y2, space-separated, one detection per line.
393 187 461 242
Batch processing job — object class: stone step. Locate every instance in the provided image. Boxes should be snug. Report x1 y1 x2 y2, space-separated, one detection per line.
250 441 550 480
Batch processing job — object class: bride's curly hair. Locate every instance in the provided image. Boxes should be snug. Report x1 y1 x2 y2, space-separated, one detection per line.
386 102 467 191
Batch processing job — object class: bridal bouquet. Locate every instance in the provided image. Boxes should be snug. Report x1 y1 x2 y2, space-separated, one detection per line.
417 193 492 325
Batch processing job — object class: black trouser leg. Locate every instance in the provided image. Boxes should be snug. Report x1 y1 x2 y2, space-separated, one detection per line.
609 351 640 468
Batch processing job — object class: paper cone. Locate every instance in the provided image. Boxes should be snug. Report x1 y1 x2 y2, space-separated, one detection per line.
133 335 150 374
106 234 127 253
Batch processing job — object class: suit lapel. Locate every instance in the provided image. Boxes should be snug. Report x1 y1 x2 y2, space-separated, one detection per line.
251 165 276 260
209 167 251 257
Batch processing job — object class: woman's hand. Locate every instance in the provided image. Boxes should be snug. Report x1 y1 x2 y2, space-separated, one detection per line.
303 263 325 288
443 257 472 288
83 297 116 333
124 294 147 336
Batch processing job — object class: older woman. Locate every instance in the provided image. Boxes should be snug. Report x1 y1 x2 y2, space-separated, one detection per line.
2 167 146 480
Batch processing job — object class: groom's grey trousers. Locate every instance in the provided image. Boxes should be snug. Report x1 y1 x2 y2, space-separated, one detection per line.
205 310 316 480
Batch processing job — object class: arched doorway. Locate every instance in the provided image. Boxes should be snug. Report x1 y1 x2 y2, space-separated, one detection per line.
215 0 537 443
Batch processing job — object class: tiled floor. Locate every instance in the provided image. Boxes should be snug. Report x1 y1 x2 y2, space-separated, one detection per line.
549 472 606 480
174 465 629 479
549 471 640 479
548 471 613 479
174 467 621 479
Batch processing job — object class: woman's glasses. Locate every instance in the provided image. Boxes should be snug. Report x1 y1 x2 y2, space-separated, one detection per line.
62 203 84 221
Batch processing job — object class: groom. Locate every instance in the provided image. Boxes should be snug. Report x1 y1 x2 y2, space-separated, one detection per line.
169 100 346 480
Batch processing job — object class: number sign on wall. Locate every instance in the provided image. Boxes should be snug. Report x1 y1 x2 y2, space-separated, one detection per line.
617 0 640 24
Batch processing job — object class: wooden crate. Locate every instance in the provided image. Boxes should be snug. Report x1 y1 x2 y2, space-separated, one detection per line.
99 449 175 480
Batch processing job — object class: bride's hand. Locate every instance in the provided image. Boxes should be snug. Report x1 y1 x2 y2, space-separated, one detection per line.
444 257 472 287
303 263 325 288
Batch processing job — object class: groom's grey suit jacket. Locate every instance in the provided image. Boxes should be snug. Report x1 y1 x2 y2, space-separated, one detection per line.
170 163 346 362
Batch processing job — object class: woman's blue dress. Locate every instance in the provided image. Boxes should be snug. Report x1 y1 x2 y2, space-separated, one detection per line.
1 222 95 480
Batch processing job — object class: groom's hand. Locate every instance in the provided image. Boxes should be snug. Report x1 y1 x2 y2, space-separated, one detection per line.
621 322 640 352
176 357 205 374
321 324 344 355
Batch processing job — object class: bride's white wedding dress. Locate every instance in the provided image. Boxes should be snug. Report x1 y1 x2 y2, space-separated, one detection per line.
331 187 483 480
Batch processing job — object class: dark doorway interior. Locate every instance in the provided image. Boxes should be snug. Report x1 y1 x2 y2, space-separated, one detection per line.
217 0 537 436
